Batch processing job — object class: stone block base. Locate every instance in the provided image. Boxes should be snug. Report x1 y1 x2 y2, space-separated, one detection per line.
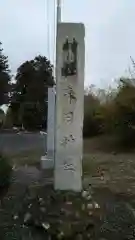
41 156 54 169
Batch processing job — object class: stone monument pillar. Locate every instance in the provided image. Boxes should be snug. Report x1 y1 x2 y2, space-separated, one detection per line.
54 23 85 191
41 87 55 169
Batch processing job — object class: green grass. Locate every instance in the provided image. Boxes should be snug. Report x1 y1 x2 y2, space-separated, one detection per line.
8 149 97 177
83 154 97 175
7 149 43 167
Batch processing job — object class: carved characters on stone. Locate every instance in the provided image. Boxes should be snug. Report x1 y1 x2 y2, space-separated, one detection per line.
61 37 78 77
60 134 75 147
64 162 75 172
64 111 74 124
64 85 77 104
63 158 76 172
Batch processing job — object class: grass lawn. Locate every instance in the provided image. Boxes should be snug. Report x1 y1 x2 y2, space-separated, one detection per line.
6 149 42 168
5 137 135 194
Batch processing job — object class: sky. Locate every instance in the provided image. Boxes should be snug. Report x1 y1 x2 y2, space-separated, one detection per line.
1 0 135 89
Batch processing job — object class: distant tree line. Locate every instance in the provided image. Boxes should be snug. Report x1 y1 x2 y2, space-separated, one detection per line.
0 41 55 130
83 74 135 151
1 41 135 151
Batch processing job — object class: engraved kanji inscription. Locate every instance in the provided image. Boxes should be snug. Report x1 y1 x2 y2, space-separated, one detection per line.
64 111 74 123
63 158 76 172
64 162 75 172
61 37 78 77
64 85 77 104
60 134 75 147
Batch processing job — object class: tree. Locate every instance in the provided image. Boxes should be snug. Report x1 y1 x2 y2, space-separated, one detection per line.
3 107 13 129
110 79 135 150
83 91 103 138
0 109 5 128
11 55 54 130
0 42 10 106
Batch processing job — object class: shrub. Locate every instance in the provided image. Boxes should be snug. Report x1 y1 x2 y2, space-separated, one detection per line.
84 80 135 150
0 153 12 188
112 80 135 150
83 92 104 138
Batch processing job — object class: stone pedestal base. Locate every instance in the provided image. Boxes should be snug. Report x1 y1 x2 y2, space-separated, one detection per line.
41 156 54 169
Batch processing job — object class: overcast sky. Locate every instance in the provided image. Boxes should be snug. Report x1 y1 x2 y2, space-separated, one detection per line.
0 0 135 88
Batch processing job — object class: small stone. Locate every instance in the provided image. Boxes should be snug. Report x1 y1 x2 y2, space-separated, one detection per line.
42 222 50 230
87 203 93 210
94 202 100 209
13 215 18 220
39 197 43 202
24 212 32 223
28 203 32 209
86 195 92 201
12 164 16 170
101 176 104 180
88 211 93 216
82 191 88 198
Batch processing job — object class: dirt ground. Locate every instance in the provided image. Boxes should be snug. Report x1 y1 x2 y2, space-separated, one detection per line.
83 137 135 194
1 137 135 239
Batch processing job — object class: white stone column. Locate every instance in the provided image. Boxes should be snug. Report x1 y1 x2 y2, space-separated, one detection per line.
41 87 55 169
54 23 85 191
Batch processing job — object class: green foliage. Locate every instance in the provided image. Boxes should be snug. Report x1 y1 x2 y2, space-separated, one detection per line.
0 153 12 188
21 102 43 130
83 92 104 137
10 55 54 130
0 42 10 106
3 107 13 129
0 108 5 128
112 79 135 150
84 78 135 150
